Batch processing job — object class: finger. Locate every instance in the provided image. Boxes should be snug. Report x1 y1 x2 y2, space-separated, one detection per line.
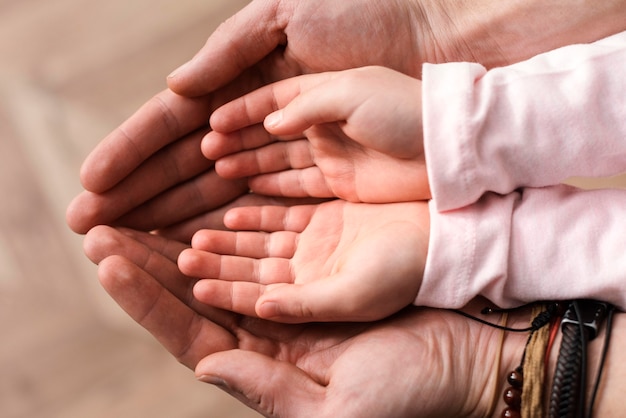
209 72 336 133
115 227 189 263
67 129 213 234
191 230 298 259
215 139 314 179
112 172 249 232
255 274 400 323
202 124 277 160
248 168 335 199
84 225 194 304
80 89 213 193
154 193 308 243
196 350 324 418
253 278 360 323
224 204 319 232
97 255 237 368
193 280 264 318
178 249 293 284
167 1 291 97
263 72 361 135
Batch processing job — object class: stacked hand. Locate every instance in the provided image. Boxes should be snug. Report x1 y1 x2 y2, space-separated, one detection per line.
66 1 626 417
68 0 612 236
84 223 524 418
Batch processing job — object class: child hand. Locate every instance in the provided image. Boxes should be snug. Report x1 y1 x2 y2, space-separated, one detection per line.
178 199 430 323
204 66 430 203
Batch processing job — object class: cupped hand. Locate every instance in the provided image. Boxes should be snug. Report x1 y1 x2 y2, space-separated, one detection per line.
83 224 525 418
68 1 430 235
204 67 430 202
69 0 626 234
178 199 430 322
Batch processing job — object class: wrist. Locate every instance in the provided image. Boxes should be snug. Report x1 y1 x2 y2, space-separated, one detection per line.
429 0 626 69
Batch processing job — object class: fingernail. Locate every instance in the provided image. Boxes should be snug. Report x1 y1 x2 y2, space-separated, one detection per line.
257 301 280 318
167 61 191 79
197 375 229 388
264 110 283 128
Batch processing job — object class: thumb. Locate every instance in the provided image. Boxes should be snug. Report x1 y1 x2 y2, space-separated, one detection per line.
167 2 284 97
255 278 384 323
196 350 324 417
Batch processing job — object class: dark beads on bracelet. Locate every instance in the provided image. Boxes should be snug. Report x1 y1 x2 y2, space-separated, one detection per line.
501 366 523 418
507 369 524 389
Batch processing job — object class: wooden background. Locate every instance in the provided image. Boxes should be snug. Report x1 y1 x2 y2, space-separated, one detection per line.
2 1 626 418
0 0 261 417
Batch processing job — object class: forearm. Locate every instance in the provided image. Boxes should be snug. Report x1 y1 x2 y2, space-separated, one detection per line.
423 30 626 211
418 185 626 310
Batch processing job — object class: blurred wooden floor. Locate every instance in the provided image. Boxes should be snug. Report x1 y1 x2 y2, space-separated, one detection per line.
0 1 261 417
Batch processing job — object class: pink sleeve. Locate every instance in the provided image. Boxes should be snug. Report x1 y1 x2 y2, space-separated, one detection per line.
417 185 626 310
422 31 626 212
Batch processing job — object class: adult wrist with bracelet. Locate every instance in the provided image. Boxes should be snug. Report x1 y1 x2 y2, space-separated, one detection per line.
457 300 622 418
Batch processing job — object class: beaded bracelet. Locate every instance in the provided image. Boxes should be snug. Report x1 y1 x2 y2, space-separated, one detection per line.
454 303 561 417
454 300 614 417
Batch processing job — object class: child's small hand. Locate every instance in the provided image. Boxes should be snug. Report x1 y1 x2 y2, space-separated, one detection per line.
204 66 430 203
178 200 430 323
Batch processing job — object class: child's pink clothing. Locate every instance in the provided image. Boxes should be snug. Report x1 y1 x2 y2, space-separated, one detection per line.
419 31 626 309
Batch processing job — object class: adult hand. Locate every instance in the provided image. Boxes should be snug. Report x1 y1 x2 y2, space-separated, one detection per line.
178 199 430 323
67 0 626 234
205 66 429 202
83 224 527 418
167 0 626 97
66 0 426 235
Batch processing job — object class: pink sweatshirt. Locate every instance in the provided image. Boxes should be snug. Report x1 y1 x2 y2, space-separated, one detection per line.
419 30 626 309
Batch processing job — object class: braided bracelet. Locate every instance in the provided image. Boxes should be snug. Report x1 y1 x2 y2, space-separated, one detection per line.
548 300 614 418
454 300 615 418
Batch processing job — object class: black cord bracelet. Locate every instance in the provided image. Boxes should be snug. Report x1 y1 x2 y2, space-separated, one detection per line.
548 300 612 418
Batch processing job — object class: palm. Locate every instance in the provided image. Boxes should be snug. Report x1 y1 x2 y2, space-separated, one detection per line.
179 199 430 321
244 124 429 202
84 225 517 418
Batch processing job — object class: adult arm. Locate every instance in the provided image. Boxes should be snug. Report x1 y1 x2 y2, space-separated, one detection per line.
424 30 626 211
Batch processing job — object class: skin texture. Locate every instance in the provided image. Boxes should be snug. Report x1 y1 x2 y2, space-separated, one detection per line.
205 66 429 202
66 0 626 235
67 0 626 416
84 222 626 418
83 223 530 418
178 199 430 323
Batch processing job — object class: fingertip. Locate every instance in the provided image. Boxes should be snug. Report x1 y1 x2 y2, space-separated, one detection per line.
263 110 283 130
222 207 246 229
200 131 219 160
83 225 118 263
65 194 86 234
166 61 207 97
192 279 215 305
255 300 281 319
177 248 203 277
65 192 103 235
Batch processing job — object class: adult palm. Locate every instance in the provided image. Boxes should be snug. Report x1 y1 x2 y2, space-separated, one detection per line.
84 224 523 418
